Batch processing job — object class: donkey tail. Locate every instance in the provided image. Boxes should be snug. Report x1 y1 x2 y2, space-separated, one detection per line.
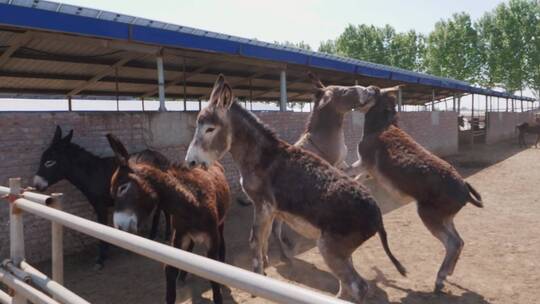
378 219 407 277
466 182 483 208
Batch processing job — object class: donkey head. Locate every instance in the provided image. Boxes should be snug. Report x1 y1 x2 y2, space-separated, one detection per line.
186 74 234 169
363 85 402 131
107 134 158 233
308 72 378 114
33 126 74 191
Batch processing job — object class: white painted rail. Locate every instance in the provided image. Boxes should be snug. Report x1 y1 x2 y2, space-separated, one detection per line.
1 185 351 304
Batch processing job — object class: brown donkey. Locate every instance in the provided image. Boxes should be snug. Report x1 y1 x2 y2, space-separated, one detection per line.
271 73 377 259
355 86 483 293
107 134 230 304
185 75 406 303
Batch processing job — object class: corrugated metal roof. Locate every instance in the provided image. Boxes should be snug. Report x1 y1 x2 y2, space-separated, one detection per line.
0 0 535 103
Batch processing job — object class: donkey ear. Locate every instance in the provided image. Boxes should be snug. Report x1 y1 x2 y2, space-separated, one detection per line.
209 74 226 105
62 130 73 144
106 133 129 166
307 71 324 90
219 83 234 109
52 125 62 144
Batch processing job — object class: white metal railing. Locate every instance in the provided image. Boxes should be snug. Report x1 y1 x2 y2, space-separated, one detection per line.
0 178 350 304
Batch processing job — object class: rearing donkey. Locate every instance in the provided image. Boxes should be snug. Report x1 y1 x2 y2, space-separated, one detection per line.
33 126 171 269
186 75 406 303
271 72 377 260
354 86 483 292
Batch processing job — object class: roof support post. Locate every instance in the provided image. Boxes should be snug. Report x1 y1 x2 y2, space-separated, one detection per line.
471 94 475 118
457 96 461 115
452 95 456 112
485 95 488 114
397 87 402 112
431 89 435 111
182 57 187 111
156 55 166 112
67 96 72 112
511 98 514 112
279 70 287 112
506 98 509 112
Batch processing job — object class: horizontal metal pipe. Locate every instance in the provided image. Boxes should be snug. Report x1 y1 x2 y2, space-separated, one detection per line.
22 191 52 205
0 268 59 304
2 261 30 283
0 289 12 304
0 187 52 205
0 186 9 196
20 261 89 304
12 198 348 304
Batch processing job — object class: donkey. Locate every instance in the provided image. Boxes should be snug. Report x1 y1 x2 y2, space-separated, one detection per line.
516 122 540 147
107 134 230 304
185 75 406 303
33 126 171 269
354 86 483 293
270 73 377 260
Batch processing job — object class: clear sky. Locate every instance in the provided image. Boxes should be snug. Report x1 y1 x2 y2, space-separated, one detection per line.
58 0 507 49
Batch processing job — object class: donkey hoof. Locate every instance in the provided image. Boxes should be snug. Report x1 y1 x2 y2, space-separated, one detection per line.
93 262 104 271
434 282 445 294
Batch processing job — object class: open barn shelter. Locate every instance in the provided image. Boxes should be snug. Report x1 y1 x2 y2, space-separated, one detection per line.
0 1 539 303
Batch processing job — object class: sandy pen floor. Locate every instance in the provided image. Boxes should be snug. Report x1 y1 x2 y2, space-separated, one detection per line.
32 138 539 304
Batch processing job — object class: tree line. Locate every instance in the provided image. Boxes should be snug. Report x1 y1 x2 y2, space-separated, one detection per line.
279 0 539 98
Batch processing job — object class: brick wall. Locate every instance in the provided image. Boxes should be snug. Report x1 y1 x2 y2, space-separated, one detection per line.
0 109 457 263
486 111 535 144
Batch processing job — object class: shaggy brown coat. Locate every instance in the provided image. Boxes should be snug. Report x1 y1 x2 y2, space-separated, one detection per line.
357 87 483 292
107 134 230 304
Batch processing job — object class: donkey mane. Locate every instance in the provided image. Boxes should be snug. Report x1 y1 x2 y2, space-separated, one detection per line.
231 102 279 143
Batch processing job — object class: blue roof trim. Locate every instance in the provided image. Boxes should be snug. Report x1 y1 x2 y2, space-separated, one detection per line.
392 71 420 84
357 66 392 79
0 3 128 40
0 1 535 101
131 25 239 55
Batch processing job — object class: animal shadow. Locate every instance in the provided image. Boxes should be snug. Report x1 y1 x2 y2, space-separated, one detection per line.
371 267 491 304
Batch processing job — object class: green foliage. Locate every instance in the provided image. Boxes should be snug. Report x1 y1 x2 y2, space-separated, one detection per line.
274 40 312 51
318 39 337 54
307 0 539 95
424 13 482 83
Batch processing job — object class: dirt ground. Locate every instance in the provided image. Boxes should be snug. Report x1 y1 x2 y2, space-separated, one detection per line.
35 136 540 304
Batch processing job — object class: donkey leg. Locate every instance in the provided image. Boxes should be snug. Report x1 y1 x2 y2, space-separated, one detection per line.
95 207 110 270
218 223 226 262
178 239 195 283
272 219 293 263
149 207 161 240
249 203 274 275
163 210 172 241
318 236 368 303
165 231 184 304
207 230 223 304
418 206 461 293
447 221 464 276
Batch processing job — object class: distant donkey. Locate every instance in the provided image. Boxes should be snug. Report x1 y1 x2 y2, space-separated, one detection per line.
516 122 540 147
33 126 171 269
353 86 483 293
185 75 406 303
107 133 230 304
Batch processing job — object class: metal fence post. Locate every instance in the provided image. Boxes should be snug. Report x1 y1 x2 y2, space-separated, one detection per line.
9 177 26 304
50 193 64 287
